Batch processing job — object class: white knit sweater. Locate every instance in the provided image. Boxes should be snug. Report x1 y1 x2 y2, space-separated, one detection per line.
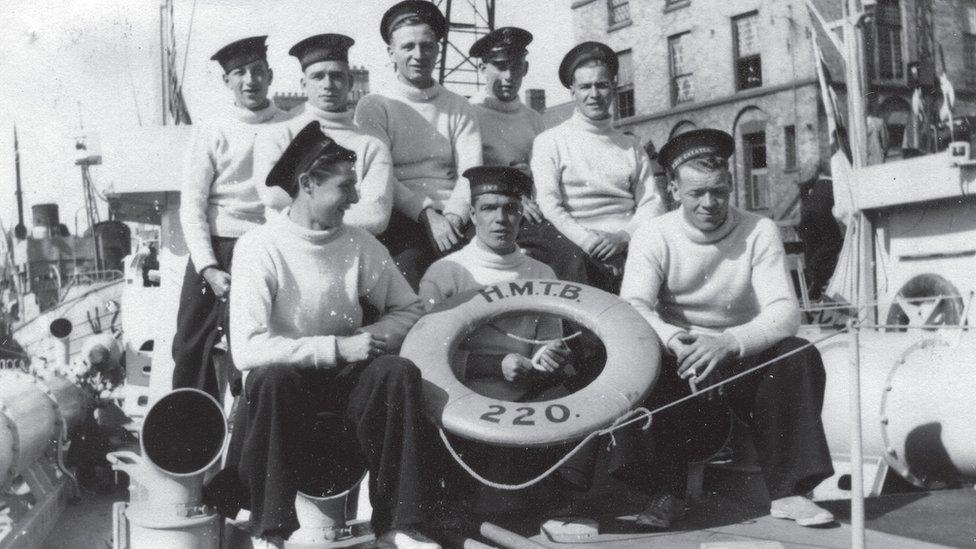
620 207 800 357
468 90 544 169
230 211 423 370
531 109 665 250
253 104 395 235
419 240 561 400
180 101 290 272
355 79 483 222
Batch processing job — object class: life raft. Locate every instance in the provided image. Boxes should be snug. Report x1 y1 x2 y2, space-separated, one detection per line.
401 279 660 447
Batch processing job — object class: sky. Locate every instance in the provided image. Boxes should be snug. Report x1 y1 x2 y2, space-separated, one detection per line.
0 0 574 234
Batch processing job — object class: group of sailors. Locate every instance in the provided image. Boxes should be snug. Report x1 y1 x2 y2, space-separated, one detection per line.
168 2 836 547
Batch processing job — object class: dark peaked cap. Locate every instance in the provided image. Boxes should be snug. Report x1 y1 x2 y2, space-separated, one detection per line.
380 0 447 44
657 129 735 173
266 122 357 197
211 36 268 73
289 34 355 70
469 27 533 61
463 166 532 199
558 41 618 88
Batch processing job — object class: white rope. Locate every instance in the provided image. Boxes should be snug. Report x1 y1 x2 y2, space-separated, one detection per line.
439 328 850 490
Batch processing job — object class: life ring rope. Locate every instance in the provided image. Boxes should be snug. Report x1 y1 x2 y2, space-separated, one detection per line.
484 323 584 346
439 328 848 490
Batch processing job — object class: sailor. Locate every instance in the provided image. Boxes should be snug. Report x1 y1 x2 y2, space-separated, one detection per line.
619 129 835 529
210 122 439 548
355 0 484 288
419 166 571 403
418 166 585 509
253 33 395 236
531 41 664 292
172 36 291 400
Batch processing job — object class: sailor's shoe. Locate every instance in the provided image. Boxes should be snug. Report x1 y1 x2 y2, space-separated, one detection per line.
770 495 835 526
635 492 686 529
374 528 442 549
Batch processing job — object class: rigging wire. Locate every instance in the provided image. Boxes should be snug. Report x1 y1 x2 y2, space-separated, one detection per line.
179 0 198 92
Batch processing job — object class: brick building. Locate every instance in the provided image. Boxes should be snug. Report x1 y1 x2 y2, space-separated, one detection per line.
567 0 976 223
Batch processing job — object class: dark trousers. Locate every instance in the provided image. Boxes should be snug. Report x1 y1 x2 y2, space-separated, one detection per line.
206 356 431 538
517 220 623 294
379 211 474 290
171 236 237 400
640 337 834 500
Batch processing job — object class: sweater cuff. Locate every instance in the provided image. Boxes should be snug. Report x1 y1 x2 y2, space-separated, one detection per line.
315 336 338 368
193 251 219 275
725 326 760 357
443 199 470 223
400 193 433 222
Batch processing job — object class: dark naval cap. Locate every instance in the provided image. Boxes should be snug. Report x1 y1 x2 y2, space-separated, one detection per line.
469 27 533 61
558 41 618 88
266 122 357 197
289 34 355 70
211 36 269 73
380 0 447 44
657 129 735 173
464 166 532 199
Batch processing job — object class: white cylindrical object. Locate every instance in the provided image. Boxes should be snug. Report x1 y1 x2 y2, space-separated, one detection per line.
847 321 865 549
123 504 220 549
0 372 61 488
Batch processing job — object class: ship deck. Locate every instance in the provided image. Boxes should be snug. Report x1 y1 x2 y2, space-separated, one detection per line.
44 466 976 548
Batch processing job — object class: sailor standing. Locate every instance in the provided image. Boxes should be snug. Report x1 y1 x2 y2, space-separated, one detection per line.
253 33 395 236
531 41 665 292
355 0 483 288
172 36 290 399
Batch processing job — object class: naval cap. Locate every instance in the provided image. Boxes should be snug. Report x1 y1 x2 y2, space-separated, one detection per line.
211 36 268 73
266 122 357 197
657 129 735 173
380 0 447 44
289 34 355 71
558 41 618 88
464 166 532 199
469 27 533 61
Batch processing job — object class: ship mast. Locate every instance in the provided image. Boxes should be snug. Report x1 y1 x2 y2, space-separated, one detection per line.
12 126 26 240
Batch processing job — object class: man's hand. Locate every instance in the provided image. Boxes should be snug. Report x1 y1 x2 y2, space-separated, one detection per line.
531 340 572 373
424 208 464 252
501 353 534 382
521 195 544 225
336 332 387 364
202 266 231 300
674 332 739 382
586 231 629 262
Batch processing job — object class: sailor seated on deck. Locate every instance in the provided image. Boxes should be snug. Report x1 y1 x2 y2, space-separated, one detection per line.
419 166 600 508
619 129 836 529
205 122 440 549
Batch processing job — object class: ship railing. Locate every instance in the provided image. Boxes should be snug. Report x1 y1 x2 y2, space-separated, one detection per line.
59 269 124 298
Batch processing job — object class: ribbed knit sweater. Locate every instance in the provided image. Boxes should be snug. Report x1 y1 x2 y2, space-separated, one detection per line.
531 109 665 250
253 104 395 235
180 101 290 272
468 90 544 169
419 240 560 400
620 207 800 357
354 79 483 222
230 211 423 371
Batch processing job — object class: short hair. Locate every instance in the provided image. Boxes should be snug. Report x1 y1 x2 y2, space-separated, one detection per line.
294 152 354 195
670 154 730 182
571 58 613 86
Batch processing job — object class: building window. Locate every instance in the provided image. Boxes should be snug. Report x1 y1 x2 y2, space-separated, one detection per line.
743 131 769 210
733 12 762 90
615 49 635 119
784 125 797 171
664 0 690 11
608 0 630 27
669 33 693 105
867 0 904 81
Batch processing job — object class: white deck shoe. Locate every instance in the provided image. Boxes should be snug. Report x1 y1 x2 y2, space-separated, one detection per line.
374 528 442 549
770 495 835 526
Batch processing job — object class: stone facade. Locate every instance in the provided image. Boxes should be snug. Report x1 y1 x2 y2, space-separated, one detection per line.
568 0 976 223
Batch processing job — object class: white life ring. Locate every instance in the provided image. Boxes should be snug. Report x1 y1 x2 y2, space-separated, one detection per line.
401 279 660 447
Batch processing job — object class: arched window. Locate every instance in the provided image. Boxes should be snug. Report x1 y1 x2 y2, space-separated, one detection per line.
668 120 697 139
734 107 770 211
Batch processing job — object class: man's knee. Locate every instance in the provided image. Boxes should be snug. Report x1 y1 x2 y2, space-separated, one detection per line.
766 337 826 385
366 356 422 385
244 365 304 398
